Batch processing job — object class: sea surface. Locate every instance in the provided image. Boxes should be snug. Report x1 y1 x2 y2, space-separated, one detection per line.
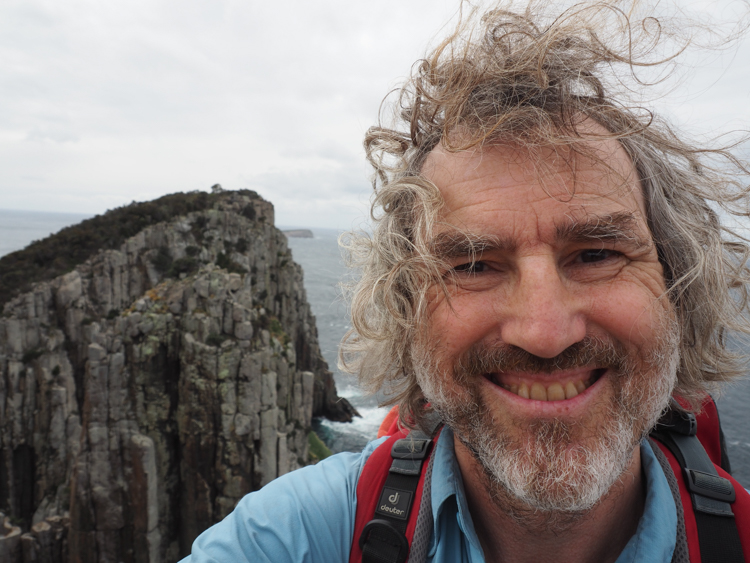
1 211 748 485
283 229 390 454
0 209 93 258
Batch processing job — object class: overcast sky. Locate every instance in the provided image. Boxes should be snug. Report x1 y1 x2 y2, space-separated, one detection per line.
1 0 749 230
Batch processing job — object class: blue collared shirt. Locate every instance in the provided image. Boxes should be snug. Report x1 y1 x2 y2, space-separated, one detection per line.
181 429 676 562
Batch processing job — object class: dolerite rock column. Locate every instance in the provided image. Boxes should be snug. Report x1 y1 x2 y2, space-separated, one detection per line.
0 192 357 563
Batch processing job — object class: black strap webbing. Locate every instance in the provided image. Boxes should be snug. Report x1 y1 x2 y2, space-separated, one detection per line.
652 405 744 563
360 430 434 563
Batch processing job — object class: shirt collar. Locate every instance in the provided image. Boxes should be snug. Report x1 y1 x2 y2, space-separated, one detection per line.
430 427 483 552
615 440 677 562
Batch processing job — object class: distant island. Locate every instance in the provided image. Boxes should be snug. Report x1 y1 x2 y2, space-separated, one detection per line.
283 229 314 238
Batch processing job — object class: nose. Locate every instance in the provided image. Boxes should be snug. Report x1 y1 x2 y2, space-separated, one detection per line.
498 257 587 358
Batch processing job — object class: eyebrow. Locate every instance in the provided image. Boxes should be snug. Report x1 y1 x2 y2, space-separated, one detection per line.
555 212 651 249
428 231 515 260
429 211 650 260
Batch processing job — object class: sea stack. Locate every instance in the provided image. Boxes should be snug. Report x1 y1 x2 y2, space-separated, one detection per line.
0 190 357 562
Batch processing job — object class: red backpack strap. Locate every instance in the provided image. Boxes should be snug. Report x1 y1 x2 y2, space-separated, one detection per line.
694 397 722 466
377 406 401 439
652 440 750 562
350 433 403 563
350 427 438 563
651 397 750 562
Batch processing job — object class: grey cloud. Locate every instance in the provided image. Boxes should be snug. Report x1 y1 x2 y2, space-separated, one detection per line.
1 0 748 229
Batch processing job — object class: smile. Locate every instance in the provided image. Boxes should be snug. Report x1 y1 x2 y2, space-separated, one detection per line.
484 368 606 401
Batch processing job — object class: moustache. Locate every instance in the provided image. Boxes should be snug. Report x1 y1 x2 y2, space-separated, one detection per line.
454 337 631 380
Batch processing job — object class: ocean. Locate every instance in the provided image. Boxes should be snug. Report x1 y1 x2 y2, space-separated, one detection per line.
0 209 92 258
283 229 391 453
1 211 748 485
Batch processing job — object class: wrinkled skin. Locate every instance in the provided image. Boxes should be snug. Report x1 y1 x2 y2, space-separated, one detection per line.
416 131 679 563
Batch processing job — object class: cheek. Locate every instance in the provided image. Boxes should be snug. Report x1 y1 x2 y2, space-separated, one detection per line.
587 282 671 344
425 289 498 356
424 284 445 318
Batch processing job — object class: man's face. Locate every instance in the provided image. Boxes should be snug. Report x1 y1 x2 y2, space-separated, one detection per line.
416 134 679 516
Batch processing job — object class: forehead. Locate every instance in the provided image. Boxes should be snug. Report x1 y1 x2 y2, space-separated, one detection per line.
421 136 648 235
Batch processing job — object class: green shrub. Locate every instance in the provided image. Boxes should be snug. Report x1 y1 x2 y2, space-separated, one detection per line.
269 317 289 344
152 247 172 273
191 216 209 244
269 317 283 334
307 431 332 463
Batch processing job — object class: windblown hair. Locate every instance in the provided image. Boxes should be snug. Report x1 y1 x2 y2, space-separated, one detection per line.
340 0 750 425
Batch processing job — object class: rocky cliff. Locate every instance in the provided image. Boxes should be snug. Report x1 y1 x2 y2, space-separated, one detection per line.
0 191 357 562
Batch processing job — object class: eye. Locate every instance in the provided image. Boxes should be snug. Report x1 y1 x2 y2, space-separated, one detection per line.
452 260 488 274
579 249 617 263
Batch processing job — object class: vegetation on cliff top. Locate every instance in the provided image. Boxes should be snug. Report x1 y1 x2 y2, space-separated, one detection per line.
307 431 332 463
0 189 261 309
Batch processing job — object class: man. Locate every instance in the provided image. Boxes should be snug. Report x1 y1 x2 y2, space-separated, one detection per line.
182 2 750 561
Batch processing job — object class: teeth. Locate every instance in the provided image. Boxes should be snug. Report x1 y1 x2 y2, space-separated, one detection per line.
493 374 597 401
530 383 547 401
547 383 565 401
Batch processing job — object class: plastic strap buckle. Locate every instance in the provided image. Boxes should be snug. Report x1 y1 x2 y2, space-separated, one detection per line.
389 439 430 475
391 438 430 460
657 405 698 436
685 469 736 503
359 519 410 563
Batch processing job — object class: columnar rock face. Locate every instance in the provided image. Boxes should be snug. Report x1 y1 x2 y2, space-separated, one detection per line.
0 192 356 562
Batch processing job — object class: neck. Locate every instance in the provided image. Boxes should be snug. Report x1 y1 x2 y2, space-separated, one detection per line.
453 436 646 563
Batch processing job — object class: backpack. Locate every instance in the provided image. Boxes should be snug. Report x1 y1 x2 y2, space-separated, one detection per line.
350 397 750 563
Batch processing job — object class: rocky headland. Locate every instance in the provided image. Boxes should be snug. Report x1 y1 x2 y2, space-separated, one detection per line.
0 190 357 562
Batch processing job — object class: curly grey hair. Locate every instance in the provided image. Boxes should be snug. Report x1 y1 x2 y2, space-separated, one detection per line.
340 0 750 426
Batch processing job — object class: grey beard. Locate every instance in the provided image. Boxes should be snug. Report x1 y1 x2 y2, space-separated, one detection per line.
412 327 679 522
